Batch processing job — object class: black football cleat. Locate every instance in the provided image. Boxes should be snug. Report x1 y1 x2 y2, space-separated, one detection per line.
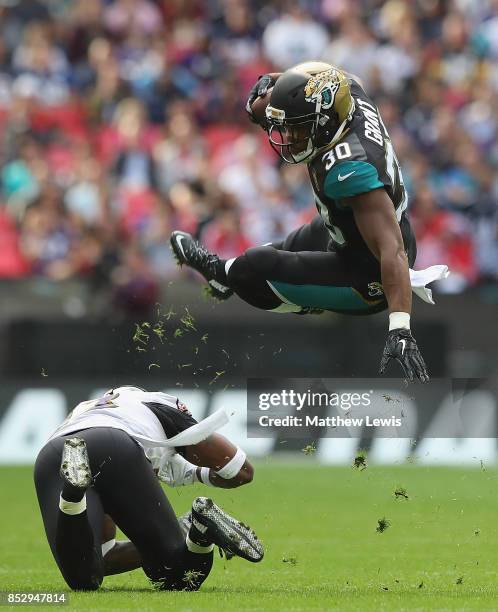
170 231 233 301
179 510 235 560
191 497 263 563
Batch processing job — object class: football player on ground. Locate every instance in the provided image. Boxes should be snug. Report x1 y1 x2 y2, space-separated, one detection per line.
170 62 449 383
34 386 263 591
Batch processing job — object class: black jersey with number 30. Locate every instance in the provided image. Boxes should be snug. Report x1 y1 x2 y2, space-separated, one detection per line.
307 78 410 252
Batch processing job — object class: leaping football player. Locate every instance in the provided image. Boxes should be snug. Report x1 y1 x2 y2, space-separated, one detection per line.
34 386 263 591
170 61 449 383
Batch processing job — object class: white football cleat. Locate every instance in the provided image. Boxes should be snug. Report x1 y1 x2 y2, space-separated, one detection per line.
60 437 92 490
191 497 264 563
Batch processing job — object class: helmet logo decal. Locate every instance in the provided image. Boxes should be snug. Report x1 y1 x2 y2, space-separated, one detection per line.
304 69 341 110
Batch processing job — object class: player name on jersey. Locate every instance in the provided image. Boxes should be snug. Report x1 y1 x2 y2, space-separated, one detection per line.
356 98 384 146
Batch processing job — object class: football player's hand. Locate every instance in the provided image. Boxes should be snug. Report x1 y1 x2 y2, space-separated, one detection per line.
379 328 429 383
157 453 197 487
245 74 277 123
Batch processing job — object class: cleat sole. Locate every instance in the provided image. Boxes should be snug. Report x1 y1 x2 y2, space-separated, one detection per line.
60 438 92 490
192 497 264 563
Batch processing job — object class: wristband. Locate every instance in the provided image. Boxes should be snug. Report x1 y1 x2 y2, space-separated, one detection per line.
215 447 247 479
199 466 214 486
389 312 410 331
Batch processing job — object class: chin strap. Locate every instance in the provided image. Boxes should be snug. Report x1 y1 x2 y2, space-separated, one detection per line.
329 117 351 147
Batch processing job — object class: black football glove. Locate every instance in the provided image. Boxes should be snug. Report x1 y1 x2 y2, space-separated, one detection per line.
379 328 429 383
245 74 277 124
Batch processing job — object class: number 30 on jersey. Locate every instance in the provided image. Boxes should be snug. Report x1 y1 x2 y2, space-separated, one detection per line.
322 142 352 171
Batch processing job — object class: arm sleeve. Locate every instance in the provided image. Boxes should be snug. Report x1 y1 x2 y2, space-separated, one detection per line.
324 160 384 201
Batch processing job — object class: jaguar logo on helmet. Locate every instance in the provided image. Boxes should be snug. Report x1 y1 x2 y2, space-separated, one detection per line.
304 69 341 111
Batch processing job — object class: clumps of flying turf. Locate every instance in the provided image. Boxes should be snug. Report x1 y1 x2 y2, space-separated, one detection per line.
209 370 226 385
133 321 151 349
152 321 166 342
474 528 480 536
282 556 298 565
180 307 197 332
178 363 193 370
132 305 201 352
382 393 401 403
131 303 237 386
302 442 317 456
376 517 391 533
164 305 176 320
201 284 229 303
394 486 409 500
456 576 464 585
406 443 417 463
352 449 367 471
129 305 188 367
182 569 205 589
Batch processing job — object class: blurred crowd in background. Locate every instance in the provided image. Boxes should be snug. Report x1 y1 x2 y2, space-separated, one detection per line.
0 0 497 315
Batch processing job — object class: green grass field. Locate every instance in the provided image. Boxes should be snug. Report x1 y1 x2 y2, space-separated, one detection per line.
2 461 498 611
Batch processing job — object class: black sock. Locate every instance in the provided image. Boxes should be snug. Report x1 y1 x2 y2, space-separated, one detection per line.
55 510 102 590
61 481 86 503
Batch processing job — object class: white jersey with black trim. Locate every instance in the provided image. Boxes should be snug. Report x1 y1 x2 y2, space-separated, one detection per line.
47 386 229 474
49 386 170 444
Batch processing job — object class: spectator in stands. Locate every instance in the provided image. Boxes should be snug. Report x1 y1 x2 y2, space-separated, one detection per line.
103 0 164 38
0 0 494 305
11 22 70 106
411 184 477 293
262 2 330 70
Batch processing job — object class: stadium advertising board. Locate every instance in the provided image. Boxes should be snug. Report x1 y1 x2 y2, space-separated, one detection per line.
1 379 496 466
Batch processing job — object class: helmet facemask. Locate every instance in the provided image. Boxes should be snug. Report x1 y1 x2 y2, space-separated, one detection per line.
265 106 329 164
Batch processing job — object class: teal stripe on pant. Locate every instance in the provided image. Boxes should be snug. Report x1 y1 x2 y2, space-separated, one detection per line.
269 280 380 312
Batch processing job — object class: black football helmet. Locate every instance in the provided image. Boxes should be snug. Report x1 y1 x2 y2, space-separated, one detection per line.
265 61 355 164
